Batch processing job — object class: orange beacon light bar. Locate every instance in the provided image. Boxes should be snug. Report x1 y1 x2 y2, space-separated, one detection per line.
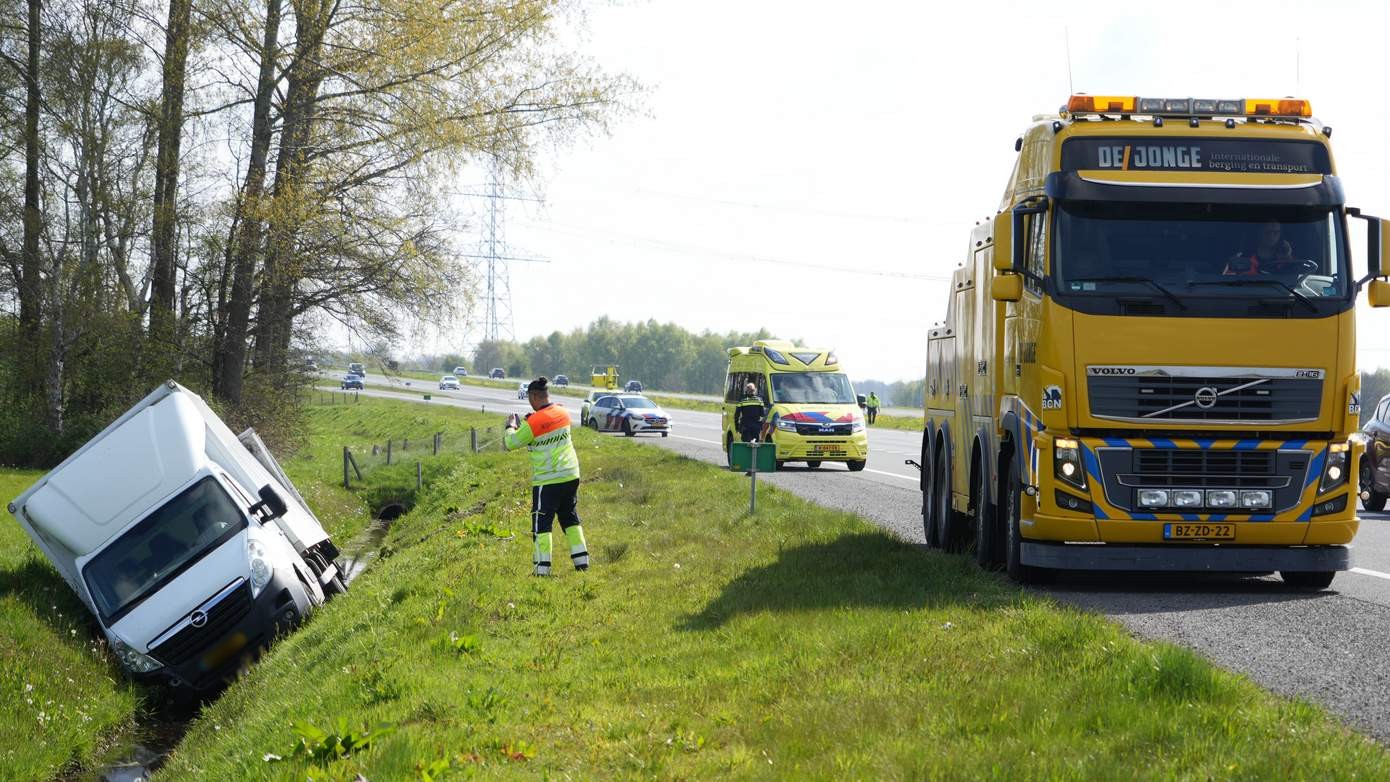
1066 94 1312 119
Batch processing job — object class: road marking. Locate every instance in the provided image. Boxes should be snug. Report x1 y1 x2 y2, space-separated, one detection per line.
1350 567 1390 581
863 468 918 483
665 434 720 445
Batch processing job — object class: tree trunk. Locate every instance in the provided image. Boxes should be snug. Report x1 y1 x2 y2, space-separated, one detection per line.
214 0 282 405
254 0 331 377
19 0 43 391
148 0 192 351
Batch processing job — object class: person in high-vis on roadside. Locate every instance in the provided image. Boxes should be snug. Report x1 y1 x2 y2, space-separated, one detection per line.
865 392 881 425
734 382 767 443
505 377 588 576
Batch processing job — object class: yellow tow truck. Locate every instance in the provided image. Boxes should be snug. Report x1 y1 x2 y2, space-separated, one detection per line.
922 94 1390 588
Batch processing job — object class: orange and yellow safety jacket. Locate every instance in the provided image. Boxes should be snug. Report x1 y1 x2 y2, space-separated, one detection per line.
504 403 581 486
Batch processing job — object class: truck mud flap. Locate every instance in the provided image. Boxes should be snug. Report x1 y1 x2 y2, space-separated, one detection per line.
1021 541 1351 572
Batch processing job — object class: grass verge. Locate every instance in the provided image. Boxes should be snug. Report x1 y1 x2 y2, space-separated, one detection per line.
0 468 142 781
154 396 1390 780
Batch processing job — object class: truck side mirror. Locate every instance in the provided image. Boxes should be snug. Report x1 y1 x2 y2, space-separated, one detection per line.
1347 208 1386 282
991 274 1023 302
1010 199 1049 275
1369 279 1390 308
250 484 288 521
992 218 1013 272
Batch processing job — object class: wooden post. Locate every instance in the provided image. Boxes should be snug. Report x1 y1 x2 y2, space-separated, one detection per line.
387 439 393 465
348 450 363 481
403 437 408 451
470 427 478 453
343 447 350 488
433 432 440 455
416 461 422 490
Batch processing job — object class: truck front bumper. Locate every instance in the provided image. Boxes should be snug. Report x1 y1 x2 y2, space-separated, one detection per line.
138 567 313 691
1021 541 1351 572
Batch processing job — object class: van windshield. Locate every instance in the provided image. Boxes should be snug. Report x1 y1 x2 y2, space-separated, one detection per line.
770 372 856 404
84 476 247 622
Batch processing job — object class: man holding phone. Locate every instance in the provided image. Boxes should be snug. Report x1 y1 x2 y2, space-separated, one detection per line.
504 377 588 576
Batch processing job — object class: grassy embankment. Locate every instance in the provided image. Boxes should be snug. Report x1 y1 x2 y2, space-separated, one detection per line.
155 395 1390 780
0 469 143 780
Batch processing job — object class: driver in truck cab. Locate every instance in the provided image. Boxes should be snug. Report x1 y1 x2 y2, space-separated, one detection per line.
1224 221 1296 275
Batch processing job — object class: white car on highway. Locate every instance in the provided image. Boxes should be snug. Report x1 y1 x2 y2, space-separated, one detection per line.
517 382 529 399
585 394 671 437
439 375 460 390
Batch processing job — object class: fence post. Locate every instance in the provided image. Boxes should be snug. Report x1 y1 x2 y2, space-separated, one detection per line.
348 450 363 481
403 437 409 451
470 428 478 453
343 447 351 488
356 391 360 404
433 432 440 455
387 439 393 465
416 461 422 490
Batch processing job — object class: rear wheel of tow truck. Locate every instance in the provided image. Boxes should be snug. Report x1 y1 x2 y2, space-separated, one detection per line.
923 443 939 549
1003 459 1052 585
936 452 966 553
973 459 1000 570
1362 458 1387 512
1280 570 1336 590
806 460 822 469
847 459 866 472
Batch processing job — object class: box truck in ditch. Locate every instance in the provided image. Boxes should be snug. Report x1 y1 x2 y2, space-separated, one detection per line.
6 381 346 690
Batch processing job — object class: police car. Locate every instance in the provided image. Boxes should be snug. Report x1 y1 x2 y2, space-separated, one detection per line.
584 393 671 437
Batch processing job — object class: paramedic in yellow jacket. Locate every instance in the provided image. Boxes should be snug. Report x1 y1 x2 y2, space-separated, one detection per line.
505 377 588 576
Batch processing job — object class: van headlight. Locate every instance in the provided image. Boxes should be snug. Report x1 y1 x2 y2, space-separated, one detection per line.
776 419 797 432
1319 442 1349 494
111 638 161 673
851 420 865 433
248 539 273 595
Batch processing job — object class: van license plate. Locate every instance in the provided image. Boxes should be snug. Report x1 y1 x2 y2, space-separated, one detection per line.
1163 523 1235 541
200 631 248 671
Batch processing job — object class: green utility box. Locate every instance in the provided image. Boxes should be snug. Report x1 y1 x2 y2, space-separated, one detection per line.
729 441 776 473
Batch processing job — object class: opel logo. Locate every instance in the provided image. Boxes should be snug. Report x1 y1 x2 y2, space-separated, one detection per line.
190 610 208 628
1194 387 1218 409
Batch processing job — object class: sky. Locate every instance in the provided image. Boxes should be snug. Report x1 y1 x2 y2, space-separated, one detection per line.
424 0 1390 381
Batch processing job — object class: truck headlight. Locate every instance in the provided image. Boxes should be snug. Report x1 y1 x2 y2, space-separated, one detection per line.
111 638 161 673
1172 490 1203 508
1138 489 1169 508
1054 438 1086 490
248 539 273 595
1319 442 1349 494
1240 490 1272 509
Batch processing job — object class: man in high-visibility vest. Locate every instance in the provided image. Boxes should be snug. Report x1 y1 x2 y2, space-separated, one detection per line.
866 392 881 425
505 377 588 576
735 382 768 443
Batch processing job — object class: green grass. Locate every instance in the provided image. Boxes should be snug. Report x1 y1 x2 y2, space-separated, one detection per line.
153 396 1390 781
0 469 143 781
868 411 923 432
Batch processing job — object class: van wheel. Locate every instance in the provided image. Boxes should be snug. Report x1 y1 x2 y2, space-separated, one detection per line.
973 460 1000 570
1362 459 1387 512
323 572 348 599
1280 571 1336 590
1003 459 1051 584
937 454 966 553
847 460 866 472
806 460 822 469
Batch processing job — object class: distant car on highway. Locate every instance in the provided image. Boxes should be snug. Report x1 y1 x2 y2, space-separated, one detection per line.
341 374 364 390
516 382 529 399
1361 393 1390 512
580 389 606 426
586 394 670 437
453 366 468 377
348 362 366 376
554 374 569 387
624 380 644 393
490 368 505 379
439 375 460 390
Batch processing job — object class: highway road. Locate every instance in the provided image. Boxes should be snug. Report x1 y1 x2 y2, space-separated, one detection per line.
326 377 1390 741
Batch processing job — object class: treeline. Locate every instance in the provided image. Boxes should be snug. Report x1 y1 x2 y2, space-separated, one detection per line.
440 318 780 395
855 378 925 409
0 0 627 465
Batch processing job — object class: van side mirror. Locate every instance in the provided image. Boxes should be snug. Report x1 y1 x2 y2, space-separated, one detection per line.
991 274 1023 302
250 484 288 521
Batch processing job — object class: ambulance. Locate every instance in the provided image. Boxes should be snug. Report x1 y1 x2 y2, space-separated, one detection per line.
722 340 868 471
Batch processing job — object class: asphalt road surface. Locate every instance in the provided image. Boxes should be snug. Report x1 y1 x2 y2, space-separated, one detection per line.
327 379 1390 742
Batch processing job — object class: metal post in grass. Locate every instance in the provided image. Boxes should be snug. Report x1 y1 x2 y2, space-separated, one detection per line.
348 450 363 482
471 427 477 453
729 441 775 513
403 437 409 451
343 446 350 488
433 432 441 455
417 461 422 490
387 439 393 465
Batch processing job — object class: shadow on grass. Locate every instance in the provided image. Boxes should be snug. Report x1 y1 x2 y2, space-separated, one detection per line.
0 555 92 629
682 531 1005 630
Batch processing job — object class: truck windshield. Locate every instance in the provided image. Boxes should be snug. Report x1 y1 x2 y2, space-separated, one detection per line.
771 372 856 404
1054 202 1348 305
84 476 247 622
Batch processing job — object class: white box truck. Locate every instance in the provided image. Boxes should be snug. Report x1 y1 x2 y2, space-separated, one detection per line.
5 381 346 690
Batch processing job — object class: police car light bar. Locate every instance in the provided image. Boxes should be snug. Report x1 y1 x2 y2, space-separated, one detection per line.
1066 94 1311 119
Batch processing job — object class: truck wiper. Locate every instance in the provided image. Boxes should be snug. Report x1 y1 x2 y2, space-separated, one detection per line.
1187 278 1317 313
1067 276 1187 311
